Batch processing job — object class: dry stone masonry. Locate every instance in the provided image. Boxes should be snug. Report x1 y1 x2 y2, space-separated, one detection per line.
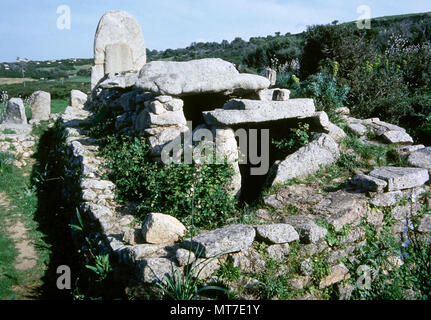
42 10 431 299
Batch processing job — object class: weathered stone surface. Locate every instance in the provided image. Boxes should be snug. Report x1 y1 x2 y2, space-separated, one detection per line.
382 130 414 145
418 215 431 233
70 90 87 107
98 71 139 89
191 258 220 280
259 67 276 86
369 119 406 135
396 145 425 156
407 147 431 174
265 185 324 212
104 42 134 75
147 126 188 156
175 248 196 266
5 98 27 124
347 122 367 136
92 10 146 89
268 133 340 186
141 213 186 244
265 243 290 261
324 123 347 142
369 191 403 207
252 88 290 101
319 263 350 289
350 174 388 193
255 224 299 244
204 99 315 126
229 247 266 274
30 91 50 120
136 58 269 96
80 179 115 191
272 89 291 101
295 222 328 244
313 191 367 231
288 276 311 290
136 257 178 284
369 167 429 191
183 225 256 258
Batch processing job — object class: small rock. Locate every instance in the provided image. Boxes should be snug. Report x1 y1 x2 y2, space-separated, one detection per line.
370 191 403 207
141 213 186 244
287 276 310 290
369 166 429 191
229 247 266 274
136 257 179 284
295 222 328 244
176 248 196 266
319 263 350 289
183 224 256 258
382 130 413 145
265 243 290 261
255 224 299 244
350 174 387 193
300 259 314 276
191 258 220 280
347 123 367 136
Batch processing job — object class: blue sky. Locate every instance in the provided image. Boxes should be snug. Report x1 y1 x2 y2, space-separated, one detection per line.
0 0 430 62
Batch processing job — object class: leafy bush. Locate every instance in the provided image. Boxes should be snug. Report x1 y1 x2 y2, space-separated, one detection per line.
100 136 237 229
292 72 350 121
272 122 312 156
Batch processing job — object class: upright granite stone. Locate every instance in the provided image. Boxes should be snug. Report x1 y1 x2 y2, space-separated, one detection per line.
92 10 146 89
203 99 315 126
369 166 429 191
183 225 256 258
5 98 27 124
135 58 270 96
30 91 50 120
268 133 340 186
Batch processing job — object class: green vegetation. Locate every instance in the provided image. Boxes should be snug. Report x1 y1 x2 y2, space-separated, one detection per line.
0 58 92 80
156 259 228 300
0 77 89 100
272 122 313 156
87 105 238 231
347 205 431 300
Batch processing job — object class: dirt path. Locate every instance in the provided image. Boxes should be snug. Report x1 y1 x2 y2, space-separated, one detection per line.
0 192 39 298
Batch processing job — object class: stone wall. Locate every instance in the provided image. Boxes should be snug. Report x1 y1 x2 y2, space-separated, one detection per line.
59 97 431 298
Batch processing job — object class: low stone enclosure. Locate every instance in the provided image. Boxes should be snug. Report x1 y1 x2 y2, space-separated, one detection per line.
55 52 431 299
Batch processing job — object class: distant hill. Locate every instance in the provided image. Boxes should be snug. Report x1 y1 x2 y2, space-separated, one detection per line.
0 58 92 80
1 11 430 79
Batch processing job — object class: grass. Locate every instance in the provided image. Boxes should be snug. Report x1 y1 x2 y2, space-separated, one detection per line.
0 98 69 123
0 154 51 299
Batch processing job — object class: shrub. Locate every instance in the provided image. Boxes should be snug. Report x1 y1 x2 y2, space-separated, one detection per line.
101 136 237 229
292 72 350 121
